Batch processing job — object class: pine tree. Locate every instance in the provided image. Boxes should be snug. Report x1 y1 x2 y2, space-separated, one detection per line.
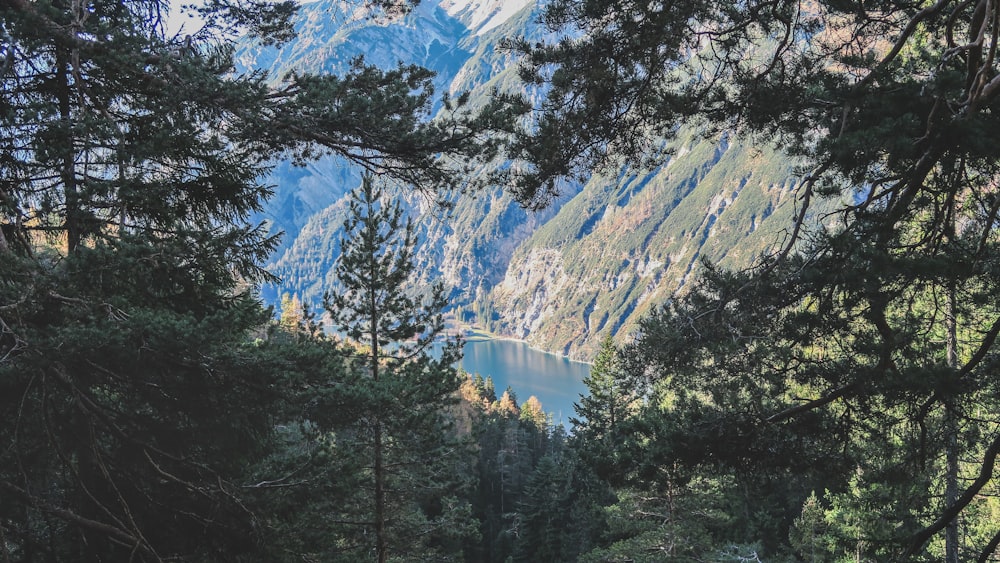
571 334 636 481
789 492 835 563
513 453 572 562
322 174 470 562
482 375 498 403
0 1 285 557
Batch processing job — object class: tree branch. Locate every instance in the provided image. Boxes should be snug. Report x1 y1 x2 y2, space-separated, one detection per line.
856 0 955 90
765 382 860 423
959 315 1000 378
0 478 157 560
903 431 1000 558
977 525 1000 563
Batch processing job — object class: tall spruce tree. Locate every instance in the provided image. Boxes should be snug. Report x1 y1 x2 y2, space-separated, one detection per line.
571 334 636 481
511 0 1000 559
322 174 471 562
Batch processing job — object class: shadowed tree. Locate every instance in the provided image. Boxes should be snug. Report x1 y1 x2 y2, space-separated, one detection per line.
0 0 505 557
510 0 1000 558
322 174 471 562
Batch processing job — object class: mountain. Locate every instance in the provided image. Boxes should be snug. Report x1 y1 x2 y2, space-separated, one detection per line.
486 132 805 357
243 0 805 360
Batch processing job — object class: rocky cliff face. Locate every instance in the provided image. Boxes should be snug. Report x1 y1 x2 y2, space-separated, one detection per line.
484 131 803 358
246 0 805 360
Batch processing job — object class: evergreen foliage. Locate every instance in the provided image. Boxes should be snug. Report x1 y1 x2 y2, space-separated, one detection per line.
320 174 470 562
0 0 286 556
571 335 637 481
512 0 1000 559
460 380 606 563
0 245 283 560
11 0 1000 559
0 0 501 558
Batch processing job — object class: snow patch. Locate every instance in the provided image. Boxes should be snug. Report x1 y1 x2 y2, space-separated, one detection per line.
440 0 532 35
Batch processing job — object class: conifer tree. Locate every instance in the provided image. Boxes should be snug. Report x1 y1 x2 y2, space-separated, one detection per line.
482 375 497 403
513 453 571 562
519 395 548 428
571 334 635 481
322 173 470 562
0 1 286 557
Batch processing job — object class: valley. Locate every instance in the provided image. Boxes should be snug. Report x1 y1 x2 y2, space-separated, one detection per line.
246 0 808 360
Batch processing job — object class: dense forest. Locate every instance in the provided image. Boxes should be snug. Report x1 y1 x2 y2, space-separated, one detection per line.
2 0 1000 561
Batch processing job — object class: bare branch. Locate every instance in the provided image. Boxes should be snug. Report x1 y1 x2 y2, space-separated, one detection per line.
0 478 158 561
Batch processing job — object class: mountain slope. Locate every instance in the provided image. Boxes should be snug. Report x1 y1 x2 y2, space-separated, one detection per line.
487 132 804 358
247 0 806 360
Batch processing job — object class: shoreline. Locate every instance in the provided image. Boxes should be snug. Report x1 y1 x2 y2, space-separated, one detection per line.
447 321 593 367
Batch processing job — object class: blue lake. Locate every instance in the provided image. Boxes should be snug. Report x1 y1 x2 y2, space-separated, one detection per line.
455 339 591 426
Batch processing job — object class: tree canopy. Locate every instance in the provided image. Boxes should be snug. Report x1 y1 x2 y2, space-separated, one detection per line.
511 0 1000 559
6 0 1000 559
511 0 1000 214
0 0 500 558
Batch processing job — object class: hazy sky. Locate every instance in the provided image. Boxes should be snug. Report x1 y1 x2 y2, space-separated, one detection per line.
164 1 205 37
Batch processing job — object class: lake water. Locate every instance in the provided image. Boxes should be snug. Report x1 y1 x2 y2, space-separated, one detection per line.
455 339 591 426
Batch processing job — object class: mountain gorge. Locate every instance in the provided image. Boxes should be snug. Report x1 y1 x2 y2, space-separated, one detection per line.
245 0 806 360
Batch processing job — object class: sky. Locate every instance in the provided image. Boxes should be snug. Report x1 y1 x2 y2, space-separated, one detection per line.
164 1 205 37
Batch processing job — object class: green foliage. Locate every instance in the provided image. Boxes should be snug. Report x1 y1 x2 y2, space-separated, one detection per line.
0 239 285 560
612 242 1000 558
459 381 608 563
789 492 835 563
572 335 638 479
0 0 292 555
515 0 1000 559
504 0 714 205
0 0 504 557
318 174 471 562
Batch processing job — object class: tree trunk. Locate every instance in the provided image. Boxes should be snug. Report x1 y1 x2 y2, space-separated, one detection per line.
55 49 81 253
374 416 386 563
370 231 387 563
945 280 959 563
